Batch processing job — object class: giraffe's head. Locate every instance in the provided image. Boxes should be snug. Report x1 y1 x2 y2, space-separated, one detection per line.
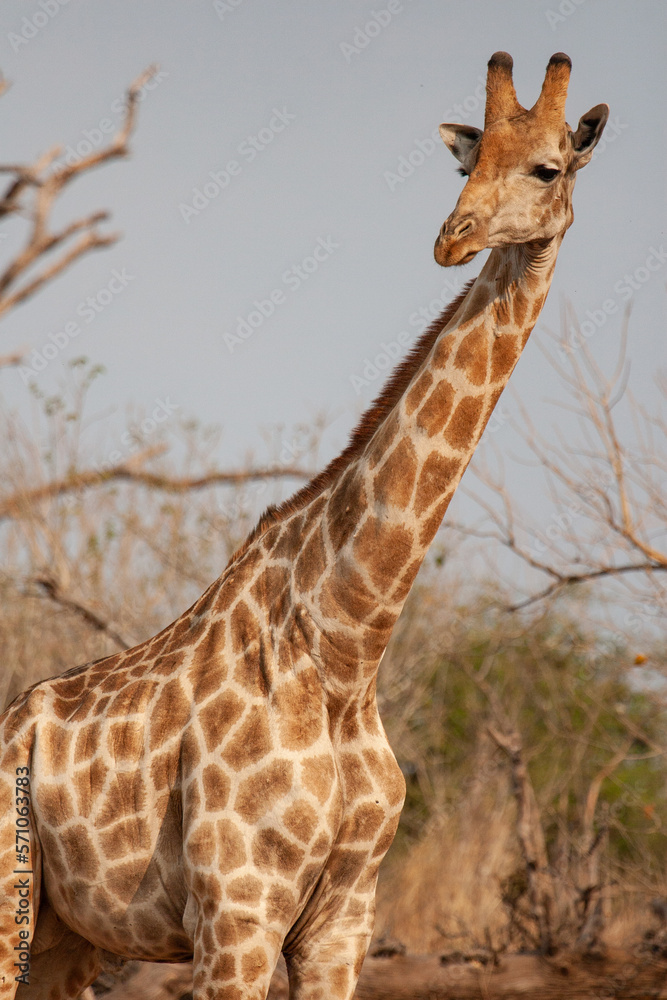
434 52 608 267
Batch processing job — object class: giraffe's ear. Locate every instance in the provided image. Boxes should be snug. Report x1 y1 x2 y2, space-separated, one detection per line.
571 103 609 169
439 124 483 166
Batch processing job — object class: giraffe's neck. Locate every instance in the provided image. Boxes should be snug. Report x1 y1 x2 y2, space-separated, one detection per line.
285 236 562 701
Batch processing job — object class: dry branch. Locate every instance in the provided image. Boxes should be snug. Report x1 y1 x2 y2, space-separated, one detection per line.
0 67 156 320
31 575 131 650
0 348 24 369
453 307 667 617
0 462 315 523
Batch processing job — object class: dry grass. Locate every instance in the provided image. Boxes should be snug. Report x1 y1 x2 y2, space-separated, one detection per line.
376 777 519 954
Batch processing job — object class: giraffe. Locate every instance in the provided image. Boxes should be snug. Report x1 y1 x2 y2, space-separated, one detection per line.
0 52 607 1000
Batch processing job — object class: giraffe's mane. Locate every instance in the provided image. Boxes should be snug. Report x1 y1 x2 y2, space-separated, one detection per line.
225 277 476 568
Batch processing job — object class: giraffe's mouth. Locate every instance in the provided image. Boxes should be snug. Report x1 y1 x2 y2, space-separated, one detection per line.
433 236 481 268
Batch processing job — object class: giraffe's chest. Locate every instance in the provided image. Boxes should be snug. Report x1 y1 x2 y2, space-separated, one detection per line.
30 671 405 961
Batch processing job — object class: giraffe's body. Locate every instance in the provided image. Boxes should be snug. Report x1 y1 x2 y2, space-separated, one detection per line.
0 54 607 1000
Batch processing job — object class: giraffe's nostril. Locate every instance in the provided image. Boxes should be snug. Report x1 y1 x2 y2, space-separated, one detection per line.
452 217 475 239
440 216 475 242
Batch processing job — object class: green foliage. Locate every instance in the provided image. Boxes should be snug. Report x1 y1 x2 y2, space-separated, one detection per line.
380 587 667 876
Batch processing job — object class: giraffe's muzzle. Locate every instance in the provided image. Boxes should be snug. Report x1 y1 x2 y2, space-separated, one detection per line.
434 215 483 267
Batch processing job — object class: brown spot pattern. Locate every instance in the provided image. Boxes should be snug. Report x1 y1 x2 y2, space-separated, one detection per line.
73 756 108 814
339 752 373 797
221 705 272 771
414 453 460 517
282 800 318 843
300 754 336 804
96 771 146 826
59 824 100 880
490 331 519 382
214 912 258 947
372 438 418 509
35 782 75 823
202 763 231 811
326 847 368 888
327 468 367 554
415 379 456 436
186 819 215 866
198 690 245 753
294 525 327 593
149 679 190 751
241 947 269 985
404 370 433 415
234 759 293 822
272 673 323 751
231 601 261 657
216 818 247 873
227 875 263 905
99 816 151 860
74 721 101 763
454 325 489 385
266 884 297 923
353 518 413 590
41 722 71 776
444 395 484 451
319 565 376 623
108 721 143 761
252 827 304 875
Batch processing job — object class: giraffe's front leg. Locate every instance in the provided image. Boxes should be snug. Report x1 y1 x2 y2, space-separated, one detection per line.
190 907 283 999
285 929 373 1000
185 873 287 1000
282 849 385 1000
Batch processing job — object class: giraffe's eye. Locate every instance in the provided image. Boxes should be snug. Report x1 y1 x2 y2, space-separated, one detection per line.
533 165 560 182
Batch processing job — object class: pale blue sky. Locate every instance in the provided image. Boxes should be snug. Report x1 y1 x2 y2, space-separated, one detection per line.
1 1 665 538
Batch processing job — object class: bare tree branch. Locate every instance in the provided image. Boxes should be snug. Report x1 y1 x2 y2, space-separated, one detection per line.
0 461 315 523
0 66 157 320
32 575 131 651
0 348 24 369
452 304 667 621
582 741 634 846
